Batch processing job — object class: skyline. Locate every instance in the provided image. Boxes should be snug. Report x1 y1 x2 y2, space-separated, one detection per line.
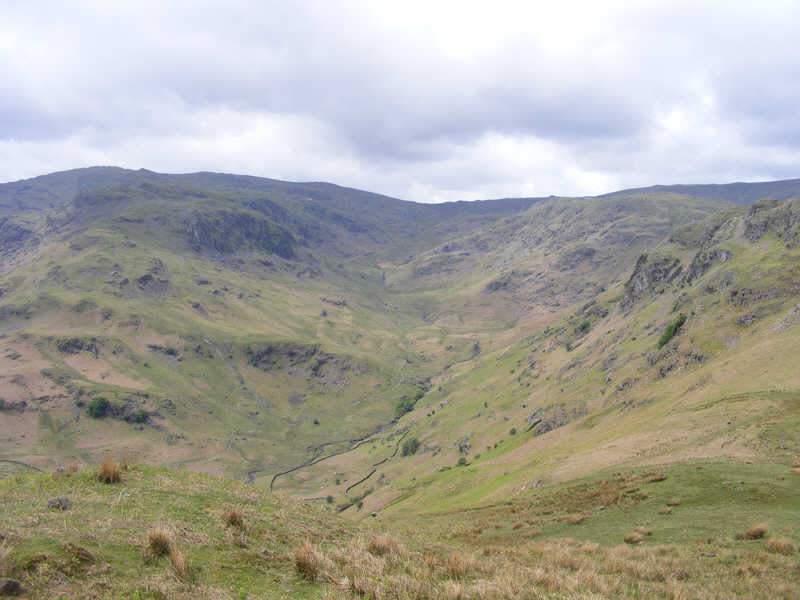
3 1 800 202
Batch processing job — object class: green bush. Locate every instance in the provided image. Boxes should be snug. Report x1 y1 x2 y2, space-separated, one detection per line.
402 437 420 456
395 396 416 419
510 427 517 435
657 313 687 348
133 409 148 423
88 397 110 418
0 397 5 411
457 457 467 467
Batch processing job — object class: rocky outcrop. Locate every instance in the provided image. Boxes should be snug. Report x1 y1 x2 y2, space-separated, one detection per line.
0 218 34 254
744 198 800 246
183 210 295 259
245 342 370 386
684 247 730 283
620 253 682 310
525 401 587 436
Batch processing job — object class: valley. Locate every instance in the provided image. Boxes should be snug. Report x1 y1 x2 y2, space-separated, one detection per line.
0 168 799 598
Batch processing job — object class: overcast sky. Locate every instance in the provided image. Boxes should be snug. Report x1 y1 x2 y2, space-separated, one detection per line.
2 1 800 202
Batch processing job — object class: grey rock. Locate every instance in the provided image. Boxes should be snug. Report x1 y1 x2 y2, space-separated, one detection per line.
48 497 71 511
0 578 21 596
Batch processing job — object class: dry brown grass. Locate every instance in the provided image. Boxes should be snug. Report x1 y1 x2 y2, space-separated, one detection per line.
169 545 190 581
147 528 172 557
98 459 121 484
120 456 130 471
764 537 794 555
791 467 800 475
0 539 11 577
566 514 585 525
666 497 681 506
634 526 652 536
224 509 245 530
367 534 399 557
736 524 768 540
658 507 672 515
295 540 324 581
442 552 475 579
66 461 79 474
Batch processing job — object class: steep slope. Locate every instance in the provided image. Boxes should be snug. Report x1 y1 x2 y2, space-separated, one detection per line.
0 168 735 488
305 199 800 521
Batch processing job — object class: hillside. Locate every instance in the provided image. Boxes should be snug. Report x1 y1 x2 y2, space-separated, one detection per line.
1 168 799 598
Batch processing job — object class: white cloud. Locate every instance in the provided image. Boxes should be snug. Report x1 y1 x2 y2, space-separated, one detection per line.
1 0 800 200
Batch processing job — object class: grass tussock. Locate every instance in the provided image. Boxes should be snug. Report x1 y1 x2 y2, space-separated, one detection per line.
443 552 476 579
98 459 121 484
0 539 11 577
658 507 672 515
737 524 768 540
566 514 586 525
367 534 399 557
634 526 652 536
146 528 190 581
791 467 800 475
624 532 644 544
146 528 173 557
294 540 327 582
764 537 794 555
225 509 245 530
66 462 79 474
666 497 681 506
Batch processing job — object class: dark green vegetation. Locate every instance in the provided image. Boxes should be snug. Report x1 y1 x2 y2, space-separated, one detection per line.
2 167 800 598
657 313 686 348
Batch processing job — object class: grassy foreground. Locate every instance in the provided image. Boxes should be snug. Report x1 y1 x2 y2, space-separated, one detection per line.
1 460 798 599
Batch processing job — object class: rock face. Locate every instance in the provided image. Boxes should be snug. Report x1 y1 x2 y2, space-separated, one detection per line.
0 218 33 254
246 342 369 386
620 253 682 310
744 198 800 246
183 210 296 259
0 578 21 596
685 247 730 283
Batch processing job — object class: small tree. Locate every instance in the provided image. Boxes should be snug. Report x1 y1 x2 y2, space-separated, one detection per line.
88 397 109 418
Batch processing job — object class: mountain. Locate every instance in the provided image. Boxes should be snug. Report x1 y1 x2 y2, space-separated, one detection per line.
1 168 799 599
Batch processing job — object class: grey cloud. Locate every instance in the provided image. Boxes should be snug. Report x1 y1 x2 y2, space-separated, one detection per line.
1 1 800 201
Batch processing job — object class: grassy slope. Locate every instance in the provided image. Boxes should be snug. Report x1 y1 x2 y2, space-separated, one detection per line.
0 461 797 599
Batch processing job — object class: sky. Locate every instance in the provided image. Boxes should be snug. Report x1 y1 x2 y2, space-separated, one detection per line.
2 0 800 203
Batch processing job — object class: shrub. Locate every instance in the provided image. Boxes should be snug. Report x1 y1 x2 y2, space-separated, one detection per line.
98 459 120 483
736 524 768 540
657 313 687 348
147 528 172 557
0 397 5 411
225 510 245 529
457 457 468 467
87 397 109 418
575 319 591 334
395 396 416 418
509 427 517 435
326 495 334 504
133 409 147 423
764 537 794 555
402 437 420 456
